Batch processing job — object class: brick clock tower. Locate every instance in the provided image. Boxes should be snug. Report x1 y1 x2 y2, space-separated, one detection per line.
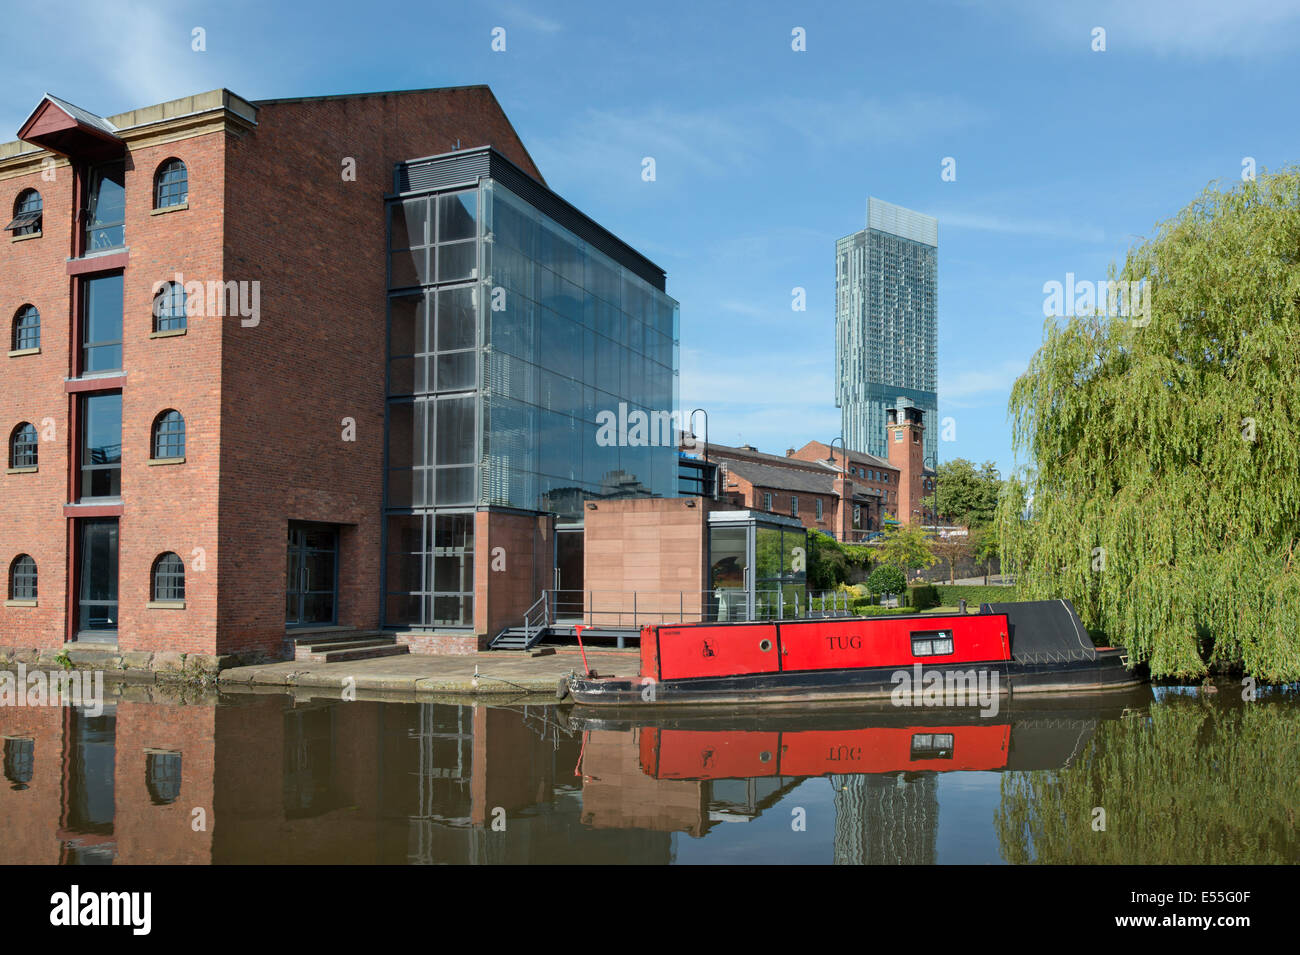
887 403 927 524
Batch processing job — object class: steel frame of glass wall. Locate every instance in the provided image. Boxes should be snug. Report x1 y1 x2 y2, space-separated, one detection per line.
707 511 807 622
383 148 679 631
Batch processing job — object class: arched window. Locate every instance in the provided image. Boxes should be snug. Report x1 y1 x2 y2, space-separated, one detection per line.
151 410 185 459
9 423 37 469
3 738 34 791
145 751 182 805
152 282 186 332
12 305 39 351
7 189 42 236
9 554 37 600
154 159 188 209
152 552 185 602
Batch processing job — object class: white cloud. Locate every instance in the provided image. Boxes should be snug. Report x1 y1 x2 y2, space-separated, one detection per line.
984 0 1300 58
935 210 1107 243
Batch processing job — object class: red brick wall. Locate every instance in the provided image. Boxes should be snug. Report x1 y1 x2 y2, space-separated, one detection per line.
113 699 215 864
116 134 226 653
217 88 546 658
0 162 72 648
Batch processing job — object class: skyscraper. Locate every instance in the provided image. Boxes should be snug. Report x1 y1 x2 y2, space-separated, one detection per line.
835 198 938 464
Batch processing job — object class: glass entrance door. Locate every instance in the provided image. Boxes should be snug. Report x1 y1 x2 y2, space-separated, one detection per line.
77 518 119 640
287 523 338 627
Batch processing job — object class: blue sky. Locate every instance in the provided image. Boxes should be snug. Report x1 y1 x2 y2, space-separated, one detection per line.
6 0 1300 476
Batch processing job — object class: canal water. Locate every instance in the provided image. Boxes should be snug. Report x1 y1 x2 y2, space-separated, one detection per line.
0 681 1295 864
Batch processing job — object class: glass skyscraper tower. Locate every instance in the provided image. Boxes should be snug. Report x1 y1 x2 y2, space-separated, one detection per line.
835 198 938 464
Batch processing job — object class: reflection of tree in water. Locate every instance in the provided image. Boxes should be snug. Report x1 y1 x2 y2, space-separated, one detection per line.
831 773 938 865
996 698 1300 864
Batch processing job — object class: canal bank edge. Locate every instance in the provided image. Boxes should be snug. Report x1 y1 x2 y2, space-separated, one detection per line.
0 644 608 697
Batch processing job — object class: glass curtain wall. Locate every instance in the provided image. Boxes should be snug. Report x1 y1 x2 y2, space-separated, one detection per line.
385 189 480 629
383 171 680 631
480 180 679 521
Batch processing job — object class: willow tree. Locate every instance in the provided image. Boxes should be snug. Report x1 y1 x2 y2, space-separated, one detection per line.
999 167 1300 681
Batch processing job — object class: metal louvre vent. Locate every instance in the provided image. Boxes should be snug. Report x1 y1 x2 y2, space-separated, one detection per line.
397 151 491 193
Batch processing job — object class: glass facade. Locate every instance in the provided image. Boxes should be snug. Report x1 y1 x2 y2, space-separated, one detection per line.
835 198 938 463
707 514 807 622
480 180 679 517
382 161 678 630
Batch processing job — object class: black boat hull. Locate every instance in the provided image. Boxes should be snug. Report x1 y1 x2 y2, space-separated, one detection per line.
567 647 1141 706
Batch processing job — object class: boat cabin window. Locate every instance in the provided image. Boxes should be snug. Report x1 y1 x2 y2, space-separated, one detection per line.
911 630 954 656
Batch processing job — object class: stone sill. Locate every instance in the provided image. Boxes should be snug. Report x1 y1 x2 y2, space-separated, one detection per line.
149 327 186 339
9 231 41 243
8 347 39 357
4 599 37 608
6 467 36 475
146 600 185 610
147 456 185 466
150 202 188 216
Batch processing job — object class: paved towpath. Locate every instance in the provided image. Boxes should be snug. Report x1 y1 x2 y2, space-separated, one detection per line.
218 646 637 698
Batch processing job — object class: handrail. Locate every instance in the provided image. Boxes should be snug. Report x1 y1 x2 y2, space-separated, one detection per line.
532 587 859 629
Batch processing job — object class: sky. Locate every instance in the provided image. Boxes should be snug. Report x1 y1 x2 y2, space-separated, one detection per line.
5 0 1300 476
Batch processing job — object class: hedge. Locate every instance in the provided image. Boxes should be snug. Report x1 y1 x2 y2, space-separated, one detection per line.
850 601 918 617
907 584 941 611
934 585 1016 608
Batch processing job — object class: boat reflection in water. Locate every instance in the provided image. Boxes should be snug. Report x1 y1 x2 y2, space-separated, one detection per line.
570 692 1152 858
0 685 1167 864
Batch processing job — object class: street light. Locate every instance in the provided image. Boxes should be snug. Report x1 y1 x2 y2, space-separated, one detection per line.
825 437 848 541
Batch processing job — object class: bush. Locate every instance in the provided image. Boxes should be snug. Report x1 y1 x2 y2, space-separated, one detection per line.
934 585 1015 608
907 584 941 611
866 564 906 596
851 604 919 617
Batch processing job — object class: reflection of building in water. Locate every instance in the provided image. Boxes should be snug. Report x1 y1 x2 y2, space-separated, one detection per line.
0 696 673 864
830 773 939 865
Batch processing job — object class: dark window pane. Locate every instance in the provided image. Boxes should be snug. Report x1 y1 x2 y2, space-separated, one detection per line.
10 555 37 600
145 751 182 804
435 352 476 391
392 198 429 250
79 519 119 631
12 304 40 350
437 191 477 242
154 160 188 209
85 162 125 250
435 466 475 505
83 274 124 374
436 241 476 282
436 286 477 351
434 395 475 465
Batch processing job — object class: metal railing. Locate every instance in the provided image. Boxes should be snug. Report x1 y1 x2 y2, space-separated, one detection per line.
532 588 856 630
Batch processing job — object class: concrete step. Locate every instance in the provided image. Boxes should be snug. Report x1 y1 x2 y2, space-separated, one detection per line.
310 642 410 663
292 630 406 663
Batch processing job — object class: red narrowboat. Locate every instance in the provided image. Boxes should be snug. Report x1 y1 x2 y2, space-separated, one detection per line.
564 599 1142 706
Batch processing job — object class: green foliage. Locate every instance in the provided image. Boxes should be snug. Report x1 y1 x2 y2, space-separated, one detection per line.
996 697 1300 863
934 584 1016 608
970 526 1000 574
866 564 906 596
874 523 937 575
1000 167 1300 681
806 531 871 591
907 584 941 610
935 458 1003 527
851 602 918 617
54 650 73 672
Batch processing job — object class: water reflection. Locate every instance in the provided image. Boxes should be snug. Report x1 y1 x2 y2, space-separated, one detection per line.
0 684 1294 864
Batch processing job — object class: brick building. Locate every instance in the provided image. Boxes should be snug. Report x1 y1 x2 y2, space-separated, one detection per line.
0 85 679 661
700 404 938 542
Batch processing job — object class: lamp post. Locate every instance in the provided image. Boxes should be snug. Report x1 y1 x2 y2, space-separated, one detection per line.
688 408 711 498
825 437 847 541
